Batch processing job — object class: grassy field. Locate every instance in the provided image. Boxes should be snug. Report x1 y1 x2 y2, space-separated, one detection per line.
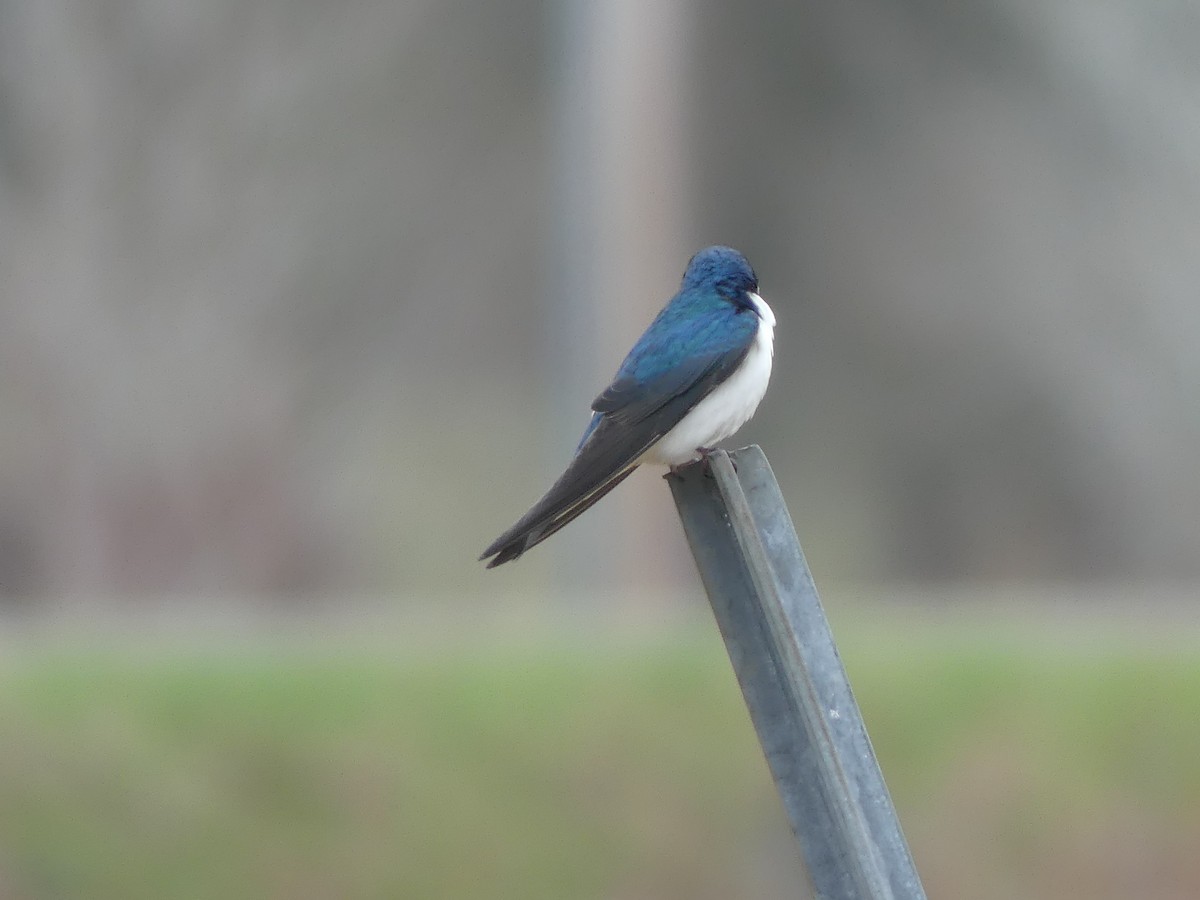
0 602 1197 899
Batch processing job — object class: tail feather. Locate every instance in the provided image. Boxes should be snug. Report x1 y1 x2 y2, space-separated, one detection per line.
481 465 638 567
480 415 658 567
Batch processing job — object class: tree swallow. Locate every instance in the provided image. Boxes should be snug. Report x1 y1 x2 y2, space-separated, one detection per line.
480 245 775 568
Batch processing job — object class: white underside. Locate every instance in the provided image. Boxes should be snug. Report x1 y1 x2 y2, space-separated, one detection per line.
641 292 776 466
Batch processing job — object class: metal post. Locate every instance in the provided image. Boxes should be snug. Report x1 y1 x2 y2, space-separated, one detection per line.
668 446 926 900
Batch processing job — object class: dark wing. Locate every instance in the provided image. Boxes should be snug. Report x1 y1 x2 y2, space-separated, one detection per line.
478 415 649 567
480 308 757 567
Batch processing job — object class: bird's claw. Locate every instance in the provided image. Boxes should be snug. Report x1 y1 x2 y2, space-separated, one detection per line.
695 446 737 476
665 456 708 479
663 447 736 480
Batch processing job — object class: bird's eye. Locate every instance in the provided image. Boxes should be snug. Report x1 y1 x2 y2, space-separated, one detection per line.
733 293 757 314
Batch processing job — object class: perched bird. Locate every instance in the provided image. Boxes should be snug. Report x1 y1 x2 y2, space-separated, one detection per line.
480 245 775 568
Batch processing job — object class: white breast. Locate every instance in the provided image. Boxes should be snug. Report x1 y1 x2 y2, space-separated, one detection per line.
642 292 776 466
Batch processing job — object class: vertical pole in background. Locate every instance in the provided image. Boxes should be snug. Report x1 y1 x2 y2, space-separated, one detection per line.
550 0 692 595
669 446 927 900
549 0 607 587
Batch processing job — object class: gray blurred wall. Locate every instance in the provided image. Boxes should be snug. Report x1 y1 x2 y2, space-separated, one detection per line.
0 0 1195 601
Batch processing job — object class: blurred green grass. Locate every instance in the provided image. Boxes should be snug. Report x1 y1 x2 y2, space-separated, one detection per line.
0 611 1197 899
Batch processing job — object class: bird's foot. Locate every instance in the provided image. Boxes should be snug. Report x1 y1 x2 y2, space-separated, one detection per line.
665 457 704 480
663 448 728 480
695 445 737 475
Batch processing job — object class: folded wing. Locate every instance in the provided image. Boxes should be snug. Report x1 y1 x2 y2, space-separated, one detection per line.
480 303 757 567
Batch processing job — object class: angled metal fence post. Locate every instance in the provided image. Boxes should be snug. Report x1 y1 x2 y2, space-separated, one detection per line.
668 446 926 900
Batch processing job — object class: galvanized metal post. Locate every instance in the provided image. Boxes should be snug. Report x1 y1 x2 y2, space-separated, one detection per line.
668 446 926 900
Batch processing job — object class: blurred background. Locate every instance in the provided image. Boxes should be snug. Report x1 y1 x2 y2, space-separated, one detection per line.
0 0 1197 897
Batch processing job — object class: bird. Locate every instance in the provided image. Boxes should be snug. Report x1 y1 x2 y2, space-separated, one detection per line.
480 245 775 568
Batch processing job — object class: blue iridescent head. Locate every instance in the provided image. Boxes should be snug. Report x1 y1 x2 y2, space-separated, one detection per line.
681 246 758 299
